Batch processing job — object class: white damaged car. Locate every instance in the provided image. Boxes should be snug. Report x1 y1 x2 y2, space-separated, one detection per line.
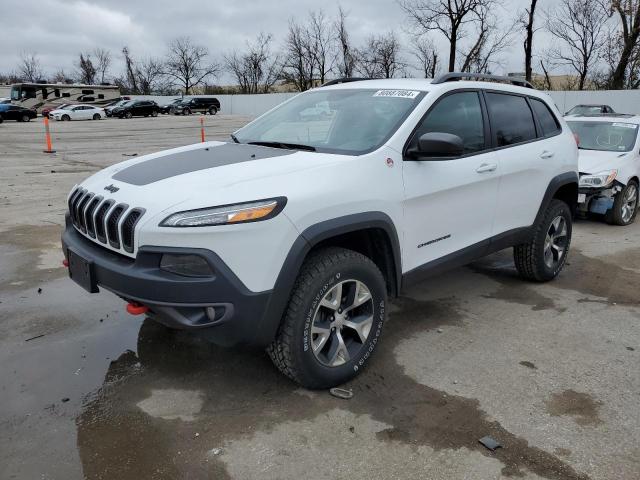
567 115 639 225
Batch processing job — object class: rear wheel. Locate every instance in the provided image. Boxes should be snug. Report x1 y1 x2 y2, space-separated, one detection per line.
21 114 31 122
92 113 101 120
209 107 218 115
607 180 638 226
267 247 387 389
514 199 572 282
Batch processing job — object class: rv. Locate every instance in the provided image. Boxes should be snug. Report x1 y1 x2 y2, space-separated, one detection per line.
10 83 120 113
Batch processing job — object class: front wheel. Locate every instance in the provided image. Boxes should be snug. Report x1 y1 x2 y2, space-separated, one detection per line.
514 199 572 282
607 180 638 226
151 110 158 117
125 111 133 119
61 114 70 121
183 108 191 115
267 247 387 389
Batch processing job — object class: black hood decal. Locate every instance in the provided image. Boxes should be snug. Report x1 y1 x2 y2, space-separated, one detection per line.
112 143 294 186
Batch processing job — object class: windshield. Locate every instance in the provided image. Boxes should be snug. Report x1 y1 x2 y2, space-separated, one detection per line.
10 87 20 101
234 88 426 154
567 121 639 152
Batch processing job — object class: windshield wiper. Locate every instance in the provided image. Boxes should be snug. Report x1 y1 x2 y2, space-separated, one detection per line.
247 141 316 152
230 133 240 143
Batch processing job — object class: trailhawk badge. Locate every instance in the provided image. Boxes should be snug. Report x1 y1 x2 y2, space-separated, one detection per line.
104 184 119 193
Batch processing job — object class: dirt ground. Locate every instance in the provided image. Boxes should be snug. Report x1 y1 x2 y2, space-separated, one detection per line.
0 115 638 480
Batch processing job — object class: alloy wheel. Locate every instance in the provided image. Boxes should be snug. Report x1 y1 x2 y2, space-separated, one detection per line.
621 184 638 223
543 215 568 269
311 279 374 367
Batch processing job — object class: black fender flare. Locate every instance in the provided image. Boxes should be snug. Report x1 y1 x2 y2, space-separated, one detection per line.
534 171 579 224
254 211 402 346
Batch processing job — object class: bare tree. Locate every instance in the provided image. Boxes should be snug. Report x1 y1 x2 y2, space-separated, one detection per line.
93 48 112 84
606 0 640 88
308 10 335 84
357 32 406 78
51 69 72 84
165 37 220 94
459 4 513 73
76 53 97 84
539 58 554 89
545 0 609 90
520 0 539 82
122 47 139 93
18 52 43 82
334 6 357 77
225 33 282 93
411 36 439 77
282 19 316 91
136 58 166 94
398 0 489 72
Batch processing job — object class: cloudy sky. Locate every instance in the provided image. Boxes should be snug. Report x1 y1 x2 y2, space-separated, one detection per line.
0 0 556 83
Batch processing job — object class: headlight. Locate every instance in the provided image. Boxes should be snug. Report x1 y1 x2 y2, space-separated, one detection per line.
579 170 617 188
160 197 286 227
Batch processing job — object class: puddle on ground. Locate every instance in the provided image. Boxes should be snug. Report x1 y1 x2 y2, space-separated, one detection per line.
545 390 603 426
74 296 589 480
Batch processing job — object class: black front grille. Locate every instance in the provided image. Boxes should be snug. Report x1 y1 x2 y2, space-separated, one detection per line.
121 209 144 253
94 200 114 243
106 204 127 249
68 187 145 253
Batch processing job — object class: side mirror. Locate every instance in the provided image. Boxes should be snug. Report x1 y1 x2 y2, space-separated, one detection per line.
408 132 464 159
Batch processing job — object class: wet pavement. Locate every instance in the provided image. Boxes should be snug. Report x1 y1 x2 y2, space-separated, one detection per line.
1 116 639 479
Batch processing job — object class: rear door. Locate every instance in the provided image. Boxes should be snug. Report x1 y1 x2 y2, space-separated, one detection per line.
402 90 500 270
487 92 561 234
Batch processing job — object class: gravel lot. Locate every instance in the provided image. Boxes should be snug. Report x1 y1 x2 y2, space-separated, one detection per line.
0 114 638 480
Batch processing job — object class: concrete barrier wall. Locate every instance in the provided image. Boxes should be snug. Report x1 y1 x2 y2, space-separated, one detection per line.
124 89 640 117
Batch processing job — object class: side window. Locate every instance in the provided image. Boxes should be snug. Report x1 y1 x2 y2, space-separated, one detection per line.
62 92 70 98
23 87 37 99
41 88 49 100
82 89 94 95
530 98 561 137
409 91 485 155
98 94 104 99
485 93 537 146
54 89 60 97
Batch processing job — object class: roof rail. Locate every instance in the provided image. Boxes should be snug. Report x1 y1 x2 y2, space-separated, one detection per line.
432 72 535 89
321 77 372 87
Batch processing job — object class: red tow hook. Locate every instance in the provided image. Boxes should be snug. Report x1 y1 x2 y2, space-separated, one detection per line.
62 259 69 267
126 302 149 315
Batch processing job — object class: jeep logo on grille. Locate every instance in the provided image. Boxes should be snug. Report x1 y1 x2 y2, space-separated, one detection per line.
104 184 119 193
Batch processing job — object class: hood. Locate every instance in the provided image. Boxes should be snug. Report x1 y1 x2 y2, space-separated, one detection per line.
77 141 347 219
578 149 630 174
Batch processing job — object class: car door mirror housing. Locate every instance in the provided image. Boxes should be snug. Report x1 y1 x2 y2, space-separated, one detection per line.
407 132 464 160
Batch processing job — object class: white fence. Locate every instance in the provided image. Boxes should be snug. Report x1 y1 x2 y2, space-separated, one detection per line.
132 89 640 117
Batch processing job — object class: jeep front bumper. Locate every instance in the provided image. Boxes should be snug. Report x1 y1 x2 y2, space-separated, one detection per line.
61 219 274 347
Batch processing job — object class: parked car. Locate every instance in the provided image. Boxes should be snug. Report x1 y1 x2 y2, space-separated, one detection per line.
160 98 183 114
0 97 11 105
567 114 639 225
104 99 130 117
565 104 615 116
62 73 578 388
171 97 220 115
0 104 37 122
112 100 159 118
50 104 105 121
42 103 70 118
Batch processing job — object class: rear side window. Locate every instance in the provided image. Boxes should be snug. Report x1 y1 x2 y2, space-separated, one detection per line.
486 93 536 146
530 98 561 136
410 91 485 154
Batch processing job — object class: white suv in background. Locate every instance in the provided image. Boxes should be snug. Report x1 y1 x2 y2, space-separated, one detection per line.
62 73 579 388
566 114 639 225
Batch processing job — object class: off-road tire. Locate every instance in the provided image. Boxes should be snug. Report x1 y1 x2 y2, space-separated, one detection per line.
267 247 387 389
514 199 572 282
606 180 638 226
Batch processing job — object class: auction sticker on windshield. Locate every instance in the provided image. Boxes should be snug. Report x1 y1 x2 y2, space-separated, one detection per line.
612 123 637 129
373 90 421 99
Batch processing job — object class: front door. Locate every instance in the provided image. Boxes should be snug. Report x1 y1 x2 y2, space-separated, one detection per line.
402 90 500 272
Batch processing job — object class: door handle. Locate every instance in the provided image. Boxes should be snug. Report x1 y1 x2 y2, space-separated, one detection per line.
540 151 554 159
476 163 497 173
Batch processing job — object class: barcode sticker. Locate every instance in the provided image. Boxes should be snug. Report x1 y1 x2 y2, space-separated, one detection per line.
373 90 421 99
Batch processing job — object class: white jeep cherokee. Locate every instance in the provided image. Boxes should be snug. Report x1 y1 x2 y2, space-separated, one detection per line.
62 74 579 388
